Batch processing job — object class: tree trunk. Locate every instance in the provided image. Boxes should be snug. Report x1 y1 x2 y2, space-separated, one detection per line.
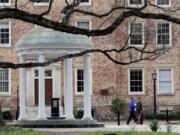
117 113 120 125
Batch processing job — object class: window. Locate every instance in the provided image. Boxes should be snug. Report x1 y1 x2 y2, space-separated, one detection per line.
0 0 10 6
34 0 50 6
158 68 173 94
78 0 91 6
129 22 144 46
0 21 11 47
156 0 170 7
128 69 144 94
156 22 171 46
76 69 84 94
0 69 10 95
76 21 90 30
35 69 52 78
128 0 144 7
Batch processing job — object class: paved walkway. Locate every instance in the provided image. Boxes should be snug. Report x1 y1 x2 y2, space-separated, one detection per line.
34 124 180 135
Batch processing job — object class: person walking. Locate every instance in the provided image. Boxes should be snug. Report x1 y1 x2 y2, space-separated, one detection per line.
136 97 143 124
127 97 137 125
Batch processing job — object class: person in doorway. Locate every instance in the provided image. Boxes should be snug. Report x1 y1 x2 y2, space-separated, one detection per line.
136 97 143 124
127 97 137 125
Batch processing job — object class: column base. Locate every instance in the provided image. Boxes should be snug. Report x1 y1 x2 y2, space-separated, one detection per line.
82 116 93 120
18 115 27 121
37 114 47 120
65 115 75 120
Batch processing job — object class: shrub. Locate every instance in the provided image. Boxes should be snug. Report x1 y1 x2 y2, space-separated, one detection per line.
111 97 126 125
2 111 13 120
145 112 180 120
149 120 159 132
74 109 96 119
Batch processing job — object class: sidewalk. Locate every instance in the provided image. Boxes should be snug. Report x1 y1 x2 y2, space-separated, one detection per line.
34 121 180 135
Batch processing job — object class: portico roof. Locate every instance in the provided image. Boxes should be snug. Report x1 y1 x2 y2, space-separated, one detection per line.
15 27 94 52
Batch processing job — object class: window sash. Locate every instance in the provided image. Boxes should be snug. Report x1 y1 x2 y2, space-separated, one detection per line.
157 0 169 5
158 69 172 93
157 23 170 45
129 69 143 93
0 69 9 93
77 22 90 30
76 69 84 93
129 23 144 45
0 21 10 45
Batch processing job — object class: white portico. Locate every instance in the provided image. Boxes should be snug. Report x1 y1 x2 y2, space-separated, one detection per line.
15 28 94 121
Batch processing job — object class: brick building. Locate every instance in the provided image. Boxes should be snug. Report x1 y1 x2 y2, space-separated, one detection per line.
0 0 179 120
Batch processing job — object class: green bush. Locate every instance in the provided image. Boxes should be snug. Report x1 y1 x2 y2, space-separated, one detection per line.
2 111 13 120
111 97 126 125
149 120 159 132
145 113 180 120
74 109 96 119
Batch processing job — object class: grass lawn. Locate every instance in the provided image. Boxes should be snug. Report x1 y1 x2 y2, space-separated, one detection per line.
81 132 180 135
0 127 44 135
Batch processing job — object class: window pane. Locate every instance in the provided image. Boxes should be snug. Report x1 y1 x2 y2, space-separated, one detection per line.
130 0 142 4
159 69 171 81
157 0 169 5
130 23 143 45
0 0 9 3
0 21 9 44
157 23 170 45
130 69 143 92
77 69 84 93
77 22 90 30
159 69 172 93
0 69 9 93
79 0 89 3
159 82 171 92
35 0 49 3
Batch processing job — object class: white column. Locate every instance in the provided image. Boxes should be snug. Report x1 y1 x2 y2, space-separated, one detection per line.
83 54 92 120
37 54 46 120
18 55 27 120
64 58 74 119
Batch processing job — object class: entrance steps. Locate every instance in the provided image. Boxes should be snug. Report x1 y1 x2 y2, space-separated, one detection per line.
25 106 64 120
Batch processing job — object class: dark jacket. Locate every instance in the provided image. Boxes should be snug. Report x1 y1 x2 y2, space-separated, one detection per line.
136 101 143 114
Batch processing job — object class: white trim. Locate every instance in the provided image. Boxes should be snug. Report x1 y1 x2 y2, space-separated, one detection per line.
79 0 91 6
34 0 50 6
75 20 92 39
0 0 11 6
128 22 145 48
34 68 53 79
75 67 84 96
0 69 11 96
157 68 174 95
128 0 144 7
156 0 171 7
156 21 172 48
128 68 145 95
0 20 11 47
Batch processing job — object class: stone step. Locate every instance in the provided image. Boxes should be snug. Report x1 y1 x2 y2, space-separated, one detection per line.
25 106 64 120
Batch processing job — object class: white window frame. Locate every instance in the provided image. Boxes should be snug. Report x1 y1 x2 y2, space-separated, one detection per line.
75 20 92 30
156 0 171 7
34 0 50 6
128 68 145 95
34 69 53 79
128 22 144 47
0 69 11 96
79 0 91 6
0 0 11 6
128 0 144 7
156 21 172 47
75 20 92 39
75 68 84 95
157 68 174 95
0 20 11 47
